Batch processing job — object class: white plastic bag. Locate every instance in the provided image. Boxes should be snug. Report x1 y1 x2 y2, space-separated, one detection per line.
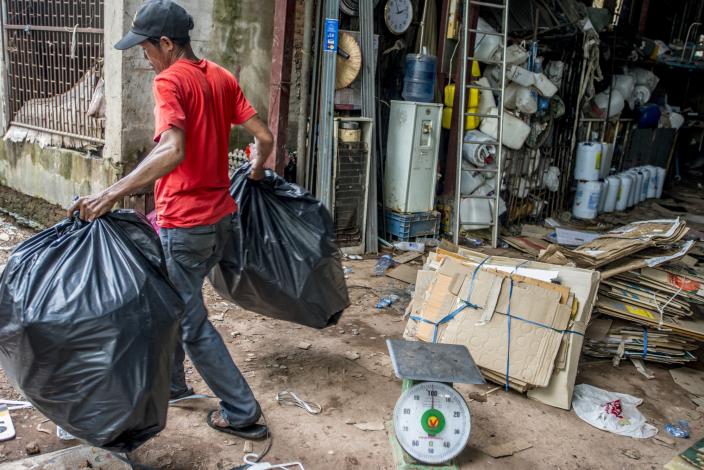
572 384 658 439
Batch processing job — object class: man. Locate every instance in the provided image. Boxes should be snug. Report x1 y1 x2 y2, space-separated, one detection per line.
69 0 271 439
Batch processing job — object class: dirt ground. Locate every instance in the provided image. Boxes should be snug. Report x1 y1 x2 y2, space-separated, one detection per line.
0 215 702 469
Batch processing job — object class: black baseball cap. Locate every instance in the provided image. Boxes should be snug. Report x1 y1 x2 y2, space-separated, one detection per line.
115 0 194 50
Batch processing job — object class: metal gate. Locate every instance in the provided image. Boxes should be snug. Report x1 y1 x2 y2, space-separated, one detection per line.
1 0 105 144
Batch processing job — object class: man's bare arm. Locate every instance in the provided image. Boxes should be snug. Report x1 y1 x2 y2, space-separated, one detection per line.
68 127 185 221
240 115 274 180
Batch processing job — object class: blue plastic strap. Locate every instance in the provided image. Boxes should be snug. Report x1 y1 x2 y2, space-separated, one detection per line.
642 327 649 358
505 278 514 391
409 256 493 343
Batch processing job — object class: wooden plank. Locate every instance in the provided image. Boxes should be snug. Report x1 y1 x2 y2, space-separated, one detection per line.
387 265 420 284
394 251 424 264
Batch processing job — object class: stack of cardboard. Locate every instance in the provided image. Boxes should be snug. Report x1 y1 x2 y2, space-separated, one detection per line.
584 318 698 365
539 218 690 268
595 265 704 341
404 248 600 410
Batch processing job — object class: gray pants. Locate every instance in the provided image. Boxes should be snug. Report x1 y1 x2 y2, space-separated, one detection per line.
160 214 260 427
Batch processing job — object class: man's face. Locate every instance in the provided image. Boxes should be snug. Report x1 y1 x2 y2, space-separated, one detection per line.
140 39 173 73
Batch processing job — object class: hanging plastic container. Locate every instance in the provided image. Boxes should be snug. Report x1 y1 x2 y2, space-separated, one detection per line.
574 142 602 181
460 182 506 229
600 143 615 179
603 176 621 213
534 73 558 97
616 173 633 211
462 130 495 167
612 75 636 103
515 87 538 114
591 89 625 119
504 83 520 110
506 65 535 87
573 181 602 220
403 52 437 103
656 167 666 198
477 77 496 115
475 17 501 61
479 107 530 150
597 179 609 214
505 44 529 65
461 166 485 195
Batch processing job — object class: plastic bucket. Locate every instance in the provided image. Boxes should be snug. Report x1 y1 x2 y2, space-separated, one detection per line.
573 181 602 220
597 179 609 214
616 173 633 211
574 142 602 181
603 176 621 213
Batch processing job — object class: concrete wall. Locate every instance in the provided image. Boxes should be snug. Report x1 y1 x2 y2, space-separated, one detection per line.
0 141 118 207
107 0 279 156
0 0 287 211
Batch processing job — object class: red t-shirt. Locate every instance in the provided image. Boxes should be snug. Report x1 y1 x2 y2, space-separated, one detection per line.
152 59 257 228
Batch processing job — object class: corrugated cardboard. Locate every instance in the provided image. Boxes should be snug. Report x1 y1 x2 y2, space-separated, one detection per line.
455 249 600 410
539 219 688 268
596 298 704 341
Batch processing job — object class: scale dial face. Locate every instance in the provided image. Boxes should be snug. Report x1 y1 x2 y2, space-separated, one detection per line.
384 0 413 35
393 382 471 464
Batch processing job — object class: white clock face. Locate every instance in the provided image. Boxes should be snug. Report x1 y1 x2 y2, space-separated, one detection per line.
385 0 413 35
393 382 471 464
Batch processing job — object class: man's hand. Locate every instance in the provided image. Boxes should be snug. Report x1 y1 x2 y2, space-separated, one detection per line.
68 192 118 222
249 164 266 181
241 116 274 181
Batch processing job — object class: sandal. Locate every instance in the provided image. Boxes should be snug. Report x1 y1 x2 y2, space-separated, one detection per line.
206 410 268 440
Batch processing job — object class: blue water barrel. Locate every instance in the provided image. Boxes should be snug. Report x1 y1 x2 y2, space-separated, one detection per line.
402 53 437 103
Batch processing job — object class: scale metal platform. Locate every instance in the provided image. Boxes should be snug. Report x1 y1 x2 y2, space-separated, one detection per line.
386 339 485 469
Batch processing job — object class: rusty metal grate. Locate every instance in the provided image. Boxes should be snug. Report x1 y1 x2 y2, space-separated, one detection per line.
1 0 105 144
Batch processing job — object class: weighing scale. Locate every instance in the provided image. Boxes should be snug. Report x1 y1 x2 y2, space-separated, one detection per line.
386 339 485 468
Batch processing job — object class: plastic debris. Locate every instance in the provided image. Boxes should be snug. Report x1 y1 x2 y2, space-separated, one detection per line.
373 255 395 276
572 384 658 439
665 420 690 439
376 295 400 309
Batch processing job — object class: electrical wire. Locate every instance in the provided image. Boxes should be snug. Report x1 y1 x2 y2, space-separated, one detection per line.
275 391 322 415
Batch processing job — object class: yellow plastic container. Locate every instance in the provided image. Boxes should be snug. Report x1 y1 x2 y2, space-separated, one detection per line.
442 107 453 129
443 62 482 130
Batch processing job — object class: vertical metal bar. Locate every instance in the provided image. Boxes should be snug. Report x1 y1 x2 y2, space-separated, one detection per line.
452 0 468 246
491 0 508 249
306 0 324 191
296 0 314 187
360 0 377 253
315 0 339 209
267 0 296 175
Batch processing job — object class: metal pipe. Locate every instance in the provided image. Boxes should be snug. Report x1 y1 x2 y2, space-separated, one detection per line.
681 22 701 62
296 0 315 187
492 0 509 249
306 0 324 190
315 0 339 209
360 0 377 253
452 0 468 246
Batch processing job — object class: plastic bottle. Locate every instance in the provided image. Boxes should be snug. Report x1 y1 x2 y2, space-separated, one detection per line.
376 294 400 309
402 51 437 103
415 237 440 247
393 242 425 253
373 255 395 276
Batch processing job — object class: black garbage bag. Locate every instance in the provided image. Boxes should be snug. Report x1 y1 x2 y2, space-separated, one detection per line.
210 164 350 328
0 210 182 452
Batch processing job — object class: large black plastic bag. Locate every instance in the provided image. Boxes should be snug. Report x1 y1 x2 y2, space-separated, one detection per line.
0 210 182 452
210 164 350 328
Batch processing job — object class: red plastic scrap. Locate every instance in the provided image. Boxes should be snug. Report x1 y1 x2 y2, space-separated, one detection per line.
604 399 623 418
